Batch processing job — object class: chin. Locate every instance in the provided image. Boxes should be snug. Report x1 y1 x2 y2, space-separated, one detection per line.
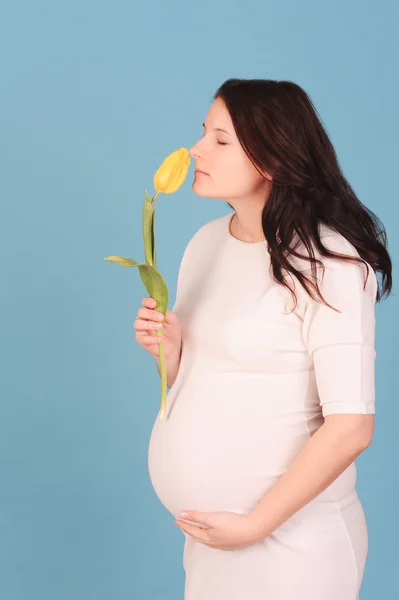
191 183 214 197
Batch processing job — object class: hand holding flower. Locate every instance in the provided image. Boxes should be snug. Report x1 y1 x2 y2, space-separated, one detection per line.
104 148 190 419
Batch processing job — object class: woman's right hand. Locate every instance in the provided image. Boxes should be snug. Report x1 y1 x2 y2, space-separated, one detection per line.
133 296 182 359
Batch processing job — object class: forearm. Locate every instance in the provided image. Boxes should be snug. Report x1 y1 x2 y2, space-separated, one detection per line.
154 345 182 388
249 419 370 539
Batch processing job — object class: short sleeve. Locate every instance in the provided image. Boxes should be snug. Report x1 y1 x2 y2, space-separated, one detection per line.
300 234 378 417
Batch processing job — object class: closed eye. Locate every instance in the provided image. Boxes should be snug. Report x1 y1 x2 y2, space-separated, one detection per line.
200 132 228 146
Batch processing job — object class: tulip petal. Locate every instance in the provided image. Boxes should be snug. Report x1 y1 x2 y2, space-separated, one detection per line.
153 147 191 194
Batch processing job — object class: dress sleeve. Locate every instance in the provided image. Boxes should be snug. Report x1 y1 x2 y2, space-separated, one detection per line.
300 234 378 417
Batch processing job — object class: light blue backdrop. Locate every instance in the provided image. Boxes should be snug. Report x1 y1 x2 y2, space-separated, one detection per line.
0 0 397 598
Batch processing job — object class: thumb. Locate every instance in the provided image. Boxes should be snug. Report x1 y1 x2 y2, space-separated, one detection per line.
165 309 179 323
179 510 213 526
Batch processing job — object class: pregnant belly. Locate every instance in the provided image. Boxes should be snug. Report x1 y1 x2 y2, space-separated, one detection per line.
147 375 323 519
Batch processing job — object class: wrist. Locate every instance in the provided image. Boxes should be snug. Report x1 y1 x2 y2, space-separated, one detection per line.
247 507 271 542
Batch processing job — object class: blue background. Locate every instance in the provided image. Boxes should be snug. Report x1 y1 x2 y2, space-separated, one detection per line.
0 0 397 598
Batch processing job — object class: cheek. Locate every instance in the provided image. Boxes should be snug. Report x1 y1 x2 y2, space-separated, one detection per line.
192 150 260 196
220 157 260 194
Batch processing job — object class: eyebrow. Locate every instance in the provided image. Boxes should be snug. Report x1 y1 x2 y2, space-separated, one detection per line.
202 122 232 136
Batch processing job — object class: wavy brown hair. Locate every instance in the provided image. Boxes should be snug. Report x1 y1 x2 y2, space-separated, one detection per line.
214 78 393 310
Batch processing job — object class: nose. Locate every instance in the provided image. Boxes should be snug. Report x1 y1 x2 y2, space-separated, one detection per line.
189 142 201 160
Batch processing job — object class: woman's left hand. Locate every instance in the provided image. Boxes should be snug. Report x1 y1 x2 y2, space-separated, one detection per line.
175 510 264 551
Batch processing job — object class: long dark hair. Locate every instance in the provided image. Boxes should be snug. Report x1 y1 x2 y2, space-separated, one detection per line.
214 78 393 310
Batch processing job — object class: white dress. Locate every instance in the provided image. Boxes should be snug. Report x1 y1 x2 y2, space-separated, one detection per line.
148 212 377 600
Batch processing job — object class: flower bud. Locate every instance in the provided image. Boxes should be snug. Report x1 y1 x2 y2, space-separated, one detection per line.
153 148 190 194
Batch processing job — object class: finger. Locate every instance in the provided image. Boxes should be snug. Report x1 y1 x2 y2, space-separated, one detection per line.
138 307 165 322
176 526 204 545
143 297 157 308
176 521 207 538
136 332 164 344
133 319 164 331
179 511 210 527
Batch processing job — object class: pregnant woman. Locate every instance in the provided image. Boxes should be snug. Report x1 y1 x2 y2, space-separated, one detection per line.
136 79 392 599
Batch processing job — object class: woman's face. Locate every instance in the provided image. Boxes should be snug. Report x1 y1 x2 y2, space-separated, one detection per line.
189 97 270 200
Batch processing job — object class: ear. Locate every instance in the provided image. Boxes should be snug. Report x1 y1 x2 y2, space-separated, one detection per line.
259 168 272 182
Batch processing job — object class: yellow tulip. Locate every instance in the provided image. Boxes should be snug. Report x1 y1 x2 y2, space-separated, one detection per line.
153 148 191 194
104 146 190 420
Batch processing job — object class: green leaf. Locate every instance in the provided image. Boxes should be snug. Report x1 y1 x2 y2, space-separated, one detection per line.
142 190 154 266
137 262 168 314
104 255 139 267
151 207 157 269
104 255 168 314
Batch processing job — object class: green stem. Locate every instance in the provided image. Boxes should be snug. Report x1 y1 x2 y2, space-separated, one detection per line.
151 190 160 208
149 189 165 417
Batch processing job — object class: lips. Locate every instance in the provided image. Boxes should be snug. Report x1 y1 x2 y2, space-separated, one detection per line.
195 169 209 175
